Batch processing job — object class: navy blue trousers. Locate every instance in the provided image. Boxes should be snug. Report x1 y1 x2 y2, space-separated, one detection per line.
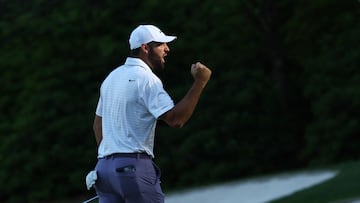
95 154 164 203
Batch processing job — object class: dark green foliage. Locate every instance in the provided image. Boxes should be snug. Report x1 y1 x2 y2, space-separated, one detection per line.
0 0 359 202
284 0 360 164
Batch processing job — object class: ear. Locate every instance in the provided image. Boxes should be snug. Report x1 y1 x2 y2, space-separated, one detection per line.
140 44 149 54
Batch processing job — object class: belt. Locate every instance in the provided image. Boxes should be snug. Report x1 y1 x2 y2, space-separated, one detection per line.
105 153 152 160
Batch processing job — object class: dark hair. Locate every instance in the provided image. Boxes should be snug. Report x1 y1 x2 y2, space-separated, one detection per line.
147 41 163 48
129 41 163 57
130 47 141 57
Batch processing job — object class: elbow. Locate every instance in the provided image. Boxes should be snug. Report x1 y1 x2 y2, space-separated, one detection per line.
161 116 185 128
168 120 186 128
172 123 184 128
160 110 188 128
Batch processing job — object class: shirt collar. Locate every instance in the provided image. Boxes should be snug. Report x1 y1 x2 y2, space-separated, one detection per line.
124 57 152 72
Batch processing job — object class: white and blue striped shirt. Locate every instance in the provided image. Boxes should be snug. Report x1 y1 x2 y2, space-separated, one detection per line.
95 57 174 158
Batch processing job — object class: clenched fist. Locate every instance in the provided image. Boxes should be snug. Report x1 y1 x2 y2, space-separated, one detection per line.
191 62 212 85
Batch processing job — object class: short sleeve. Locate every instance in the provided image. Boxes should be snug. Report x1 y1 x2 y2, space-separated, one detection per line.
95 96 103 116
142 78 174 119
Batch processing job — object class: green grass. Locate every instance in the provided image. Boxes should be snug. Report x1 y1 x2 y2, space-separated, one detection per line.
270 161 360 203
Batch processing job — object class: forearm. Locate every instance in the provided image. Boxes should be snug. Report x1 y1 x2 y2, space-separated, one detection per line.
160 62 211 128
161 80 207 128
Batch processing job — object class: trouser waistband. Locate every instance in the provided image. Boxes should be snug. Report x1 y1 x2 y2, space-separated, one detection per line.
104 153 152 160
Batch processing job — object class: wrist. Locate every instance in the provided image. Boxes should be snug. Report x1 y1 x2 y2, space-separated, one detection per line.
193 79 207 88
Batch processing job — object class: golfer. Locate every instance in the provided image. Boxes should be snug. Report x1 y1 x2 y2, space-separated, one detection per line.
93 24 211 203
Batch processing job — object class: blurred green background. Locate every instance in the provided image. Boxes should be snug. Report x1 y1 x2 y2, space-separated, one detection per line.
1 0 360 202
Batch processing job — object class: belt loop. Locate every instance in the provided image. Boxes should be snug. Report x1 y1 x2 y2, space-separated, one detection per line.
136 153 140 159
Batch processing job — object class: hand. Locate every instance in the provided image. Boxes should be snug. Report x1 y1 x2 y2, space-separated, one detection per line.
191 62 212 84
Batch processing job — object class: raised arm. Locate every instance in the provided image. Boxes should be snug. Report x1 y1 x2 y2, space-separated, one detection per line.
160 62 211 128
